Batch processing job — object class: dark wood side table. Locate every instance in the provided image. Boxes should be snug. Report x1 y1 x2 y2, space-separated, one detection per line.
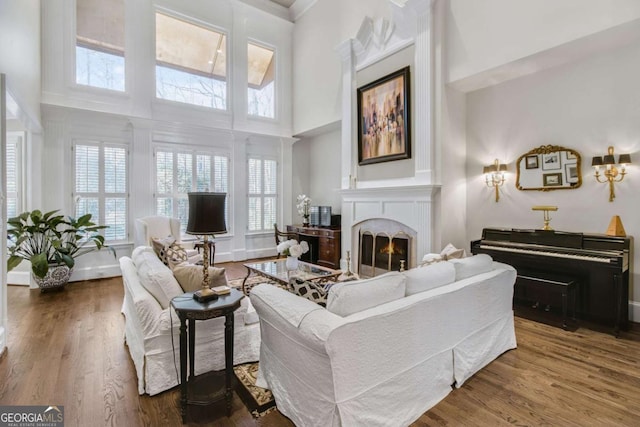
170 289 244 423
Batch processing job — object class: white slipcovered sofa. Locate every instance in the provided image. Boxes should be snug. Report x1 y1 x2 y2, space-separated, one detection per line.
250 254 516 427
120 246 261 395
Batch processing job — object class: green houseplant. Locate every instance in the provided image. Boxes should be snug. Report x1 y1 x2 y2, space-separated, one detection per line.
7 210 114 290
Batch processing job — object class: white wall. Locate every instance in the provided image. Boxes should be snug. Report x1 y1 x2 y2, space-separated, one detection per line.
0 0 41 131
447 0 640 85
465 40 640 317
292 0 390 135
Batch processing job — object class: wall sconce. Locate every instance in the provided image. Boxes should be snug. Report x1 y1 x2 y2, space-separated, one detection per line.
591 146 631 202
483 159 507 202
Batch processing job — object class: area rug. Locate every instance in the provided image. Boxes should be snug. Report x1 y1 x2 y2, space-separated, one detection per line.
234 362 277 418
228 276 285 295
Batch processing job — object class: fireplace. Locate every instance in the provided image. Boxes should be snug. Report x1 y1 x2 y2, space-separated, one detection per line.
359 231 410 277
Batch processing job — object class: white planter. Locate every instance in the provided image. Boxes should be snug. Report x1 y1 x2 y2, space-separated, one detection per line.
32 265 73 292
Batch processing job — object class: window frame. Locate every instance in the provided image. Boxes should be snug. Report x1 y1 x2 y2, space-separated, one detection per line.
73 0 127 93
247 155 278 233
72 139 130 243
153 8 230 111
247 39 277 121
153 145 232 236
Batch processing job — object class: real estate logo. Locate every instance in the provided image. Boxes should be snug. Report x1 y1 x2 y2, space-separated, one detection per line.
0 405 64 427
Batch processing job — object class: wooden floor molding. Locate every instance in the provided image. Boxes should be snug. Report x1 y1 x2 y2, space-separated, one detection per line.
1 262 639 426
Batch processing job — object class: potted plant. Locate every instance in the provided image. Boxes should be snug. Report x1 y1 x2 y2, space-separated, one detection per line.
7 210 115 291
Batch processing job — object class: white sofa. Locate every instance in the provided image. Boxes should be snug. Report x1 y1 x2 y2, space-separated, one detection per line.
120 246 261 395
250 255 517 427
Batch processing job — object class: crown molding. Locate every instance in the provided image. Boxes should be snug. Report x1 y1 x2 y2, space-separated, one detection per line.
290 0 317 22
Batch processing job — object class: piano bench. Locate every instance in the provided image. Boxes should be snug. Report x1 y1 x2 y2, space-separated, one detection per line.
516 274 577 330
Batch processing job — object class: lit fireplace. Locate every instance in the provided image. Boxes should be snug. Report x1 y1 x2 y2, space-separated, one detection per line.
359 232 410 277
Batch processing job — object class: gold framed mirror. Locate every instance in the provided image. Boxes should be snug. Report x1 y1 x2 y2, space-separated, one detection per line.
515 145 582 191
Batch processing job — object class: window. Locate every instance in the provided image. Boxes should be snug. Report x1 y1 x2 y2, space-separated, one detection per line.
74 142 128 241
247 42 275 118
6 133 23 219
155 148 229 233
76 0 125 91
155 12 227 109
247 157 277 232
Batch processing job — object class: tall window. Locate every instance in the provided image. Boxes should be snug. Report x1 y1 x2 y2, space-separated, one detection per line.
5 133 23 219
155 12 227 109
247 157 277 232
76 0 125 91
155 148 229 233
247 42 275 118
74 142 128 241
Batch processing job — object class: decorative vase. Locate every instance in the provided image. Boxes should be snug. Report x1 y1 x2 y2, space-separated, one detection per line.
286 256 299 271
32 264 73 292
302 215 310 227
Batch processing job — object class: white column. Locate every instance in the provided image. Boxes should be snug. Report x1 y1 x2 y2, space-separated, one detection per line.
335 39 357 191
1 74 7 355
231 134 248 261
129 119 154 226
280 137 296 225
404 0 435 184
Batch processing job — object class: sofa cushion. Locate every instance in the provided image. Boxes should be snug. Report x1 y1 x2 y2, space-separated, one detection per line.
289 278 328 307
132 246 184 308
326 272 406 317
151 237 188 269
172 263 227 293
403 261 456 296
449 254 494 280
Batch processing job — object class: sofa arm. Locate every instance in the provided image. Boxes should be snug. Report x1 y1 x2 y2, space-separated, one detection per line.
250 284 344 353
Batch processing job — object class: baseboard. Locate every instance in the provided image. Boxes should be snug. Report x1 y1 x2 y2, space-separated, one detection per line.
70 264 121 282
246 248 277 260
629 301 640 322
7 271 30 286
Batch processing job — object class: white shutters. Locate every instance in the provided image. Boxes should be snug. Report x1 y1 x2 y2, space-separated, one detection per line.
5 133 22 219
155 148 229 233
74 142 128 241
247 157 276 232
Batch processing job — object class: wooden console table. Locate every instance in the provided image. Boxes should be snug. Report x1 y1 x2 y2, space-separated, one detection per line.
287 225 341 270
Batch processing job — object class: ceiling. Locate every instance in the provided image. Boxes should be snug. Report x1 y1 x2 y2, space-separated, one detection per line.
269 0 296 8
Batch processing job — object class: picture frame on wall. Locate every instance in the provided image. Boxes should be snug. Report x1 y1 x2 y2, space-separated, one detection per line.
543 172 563 187
542 152 561 170
357 66 411 165
565 163 579 184
525 155 539 169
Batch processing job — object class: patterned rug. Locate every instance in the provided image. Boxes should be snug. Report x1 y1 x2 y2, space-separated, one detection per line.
228 275 286 295
233 362 277 418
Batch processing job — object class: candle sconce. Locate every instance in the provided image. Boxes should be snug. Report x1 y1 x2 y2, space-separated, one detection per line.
483 159 508 202
592 146 631 202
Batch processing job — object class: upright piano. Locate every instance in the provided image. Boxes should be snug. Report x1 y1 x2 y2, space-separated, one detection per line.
471 228 632 335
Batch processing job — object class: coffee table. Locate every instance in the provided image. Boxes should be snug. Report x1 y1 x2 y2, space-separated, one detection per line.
241 258 341 295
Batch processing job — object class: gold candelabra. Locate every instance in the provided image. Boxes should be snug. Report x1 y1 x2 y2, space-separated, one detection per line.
592 146 631 202
483 159 507 202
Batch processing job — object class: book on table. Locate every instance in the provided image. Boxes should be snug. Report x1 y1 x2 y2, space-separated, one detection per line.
212 285 231 295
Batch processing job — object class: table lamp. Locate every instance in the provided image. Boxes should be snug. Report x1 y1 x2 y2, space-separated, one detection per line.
186 192 227 302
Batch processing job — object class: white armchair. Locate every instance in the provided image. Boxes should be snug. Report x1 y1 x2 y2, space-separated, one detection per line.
134 216 199 261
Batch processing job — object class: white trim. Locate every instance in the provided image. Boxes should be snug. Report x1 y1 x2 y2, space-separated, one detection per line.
290 0 317 22
629 300 640 322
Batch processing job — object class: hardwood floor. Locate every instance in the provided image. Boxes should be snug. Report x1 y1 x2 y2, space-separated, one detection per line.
1 261 639 426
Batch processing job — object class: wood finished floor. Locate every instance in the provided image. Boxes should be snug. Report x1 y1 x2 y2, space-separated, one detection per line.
1 260 640 427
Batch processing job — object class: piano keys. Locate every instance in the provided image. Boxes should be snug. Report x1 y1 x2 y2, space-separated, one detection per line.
471 228 632 335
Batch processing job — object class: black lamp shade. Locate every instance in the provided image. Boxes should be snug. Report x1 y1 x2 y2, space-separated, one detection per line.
591 156 603 167
618 153 632 164
603 154 615 165
186 192 227 235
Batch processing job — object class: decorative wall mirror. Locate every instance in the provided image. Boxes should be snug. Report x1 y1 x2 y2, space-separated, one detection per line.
516 145 582 191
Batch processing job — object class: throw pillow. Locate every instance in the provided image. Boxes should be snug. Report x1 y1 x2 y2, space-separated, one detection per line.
288 278 328 307
403 261 456 296
448 254 494 280
326 272 406 317
172 263 227 293
151 237 188 269
132 246 184 309
440 243 466 260
419 253 444 266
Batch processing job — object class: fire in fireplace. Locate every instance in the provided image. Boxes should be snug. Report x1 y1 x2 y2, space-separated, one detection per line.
359 231 410 277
